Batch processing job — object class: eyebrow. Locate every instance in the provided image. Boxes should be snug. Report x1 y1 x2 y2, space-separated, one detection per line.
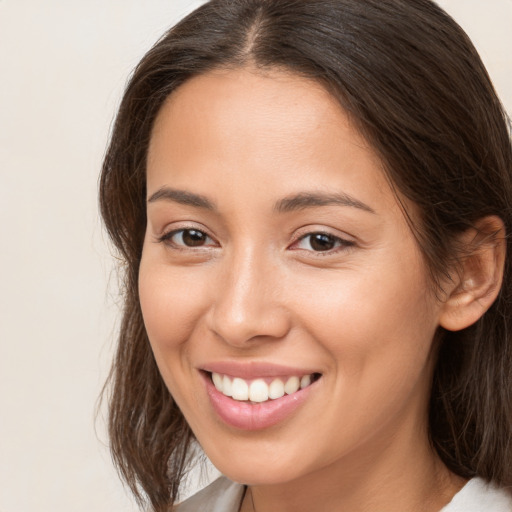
274 192 375 214
147 186 375 215
147 187 215 210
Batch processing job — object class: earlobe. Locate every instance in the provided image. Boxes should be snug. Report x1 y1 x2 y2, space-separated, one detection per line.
439 216 506 332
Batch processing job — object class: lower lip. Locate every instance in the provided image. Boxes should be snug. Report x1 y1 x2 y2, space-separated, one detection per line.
203 373 317 430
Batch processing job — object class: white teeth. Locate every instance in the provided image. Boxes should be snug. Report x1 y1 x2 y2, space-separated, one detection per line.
284 376 300 395
249 379 269 402
212 372 223 391
268 378 285 399
211 372 317 402
300 374 311 389
231 377 249 401
222 374 232 396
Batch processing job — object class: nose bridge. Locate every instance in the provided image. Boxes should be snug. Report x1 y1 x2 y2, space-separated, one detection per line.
208 244 289 346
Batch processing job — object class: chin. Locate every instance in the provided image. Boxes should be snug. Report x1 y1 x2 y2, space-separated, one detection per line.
201 437 314 486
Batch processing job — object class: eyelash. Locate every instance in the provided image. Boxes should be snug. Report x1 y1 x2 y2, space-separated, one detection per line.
157 228 354 255
157 227 216 249
291 232 355 255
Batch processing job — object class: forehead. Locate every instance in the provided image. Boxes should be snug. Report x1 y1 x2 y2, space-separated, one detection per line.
149 68 356 164
153 67 347 132
147 67 397 215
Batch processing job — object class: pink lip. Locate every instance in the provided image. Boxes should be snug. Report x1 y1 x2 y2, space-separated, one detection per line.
201 370 319 431
200 360 319 379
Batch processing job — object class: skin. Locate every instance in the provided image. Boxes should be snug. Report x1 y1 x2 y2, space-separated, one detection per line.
139 68 469 512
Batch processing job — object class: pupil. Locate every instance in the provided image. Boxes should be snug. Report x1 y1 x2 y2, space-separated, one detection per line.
183 230 206 247
311 233 335 251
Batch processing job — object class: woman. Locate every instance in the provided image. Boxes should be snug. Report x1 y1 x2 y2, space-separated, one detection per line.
99 0 512 510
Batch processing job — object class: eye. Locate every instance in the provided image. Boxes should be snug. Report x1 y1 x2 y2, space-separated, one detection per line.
161 228 214 248
293 232 353 252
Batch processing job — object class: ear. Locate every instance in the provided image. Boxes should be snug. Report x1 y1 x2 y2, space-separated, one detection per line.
439 216 506 332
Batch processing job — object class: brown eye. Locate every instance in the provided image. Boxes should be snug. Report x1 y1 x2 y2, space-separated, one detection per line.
182 229 208 246
294 232 353 253
309 233 337 251
165 228 213 248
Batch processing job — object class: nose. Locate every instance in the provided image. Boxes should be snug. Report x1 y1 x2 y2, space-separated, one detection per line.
206 249 291 347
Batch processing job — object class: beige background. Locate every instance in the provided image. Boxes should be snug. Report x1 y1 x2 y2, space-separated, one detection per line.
0 1 510 511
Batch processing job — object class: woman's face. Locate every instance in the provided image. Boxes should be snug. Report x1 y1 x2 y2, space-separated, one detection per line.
140 68 445 485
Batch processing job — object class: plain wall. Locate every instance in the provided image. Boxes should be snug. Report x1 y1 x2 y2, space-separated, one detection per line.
0 1 510 511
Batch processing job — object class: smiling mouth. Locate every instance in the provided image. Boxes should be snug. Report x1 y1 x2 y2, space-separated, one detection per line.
208 372 322 403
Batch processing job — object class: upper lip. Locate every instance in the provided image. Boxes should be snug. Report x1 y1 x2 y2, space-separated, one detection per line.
199 360 321 379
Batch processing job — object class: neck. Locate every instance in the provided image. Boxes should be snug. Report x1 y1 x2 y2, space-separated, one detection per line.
241 426 465 512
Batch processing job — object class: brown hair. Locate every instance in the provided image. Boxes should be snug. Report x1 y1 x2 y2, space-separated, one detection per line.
99 0 512 510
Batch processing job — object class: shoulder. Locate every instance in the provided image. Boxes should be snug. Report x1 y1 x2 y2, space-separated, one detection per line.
177 476 245 512
441 478 512 512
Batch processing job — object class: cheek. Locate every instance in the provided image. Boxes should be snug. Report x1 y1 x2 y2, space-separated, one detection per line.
290 256 437 382
138 258 209 356
138 256 214 415
285 270 437 457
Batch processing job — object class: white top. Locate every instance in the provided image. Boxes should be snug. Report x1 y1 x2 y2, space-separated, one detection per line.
178 476 512 511
440 478 512 511
178 477 245 512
